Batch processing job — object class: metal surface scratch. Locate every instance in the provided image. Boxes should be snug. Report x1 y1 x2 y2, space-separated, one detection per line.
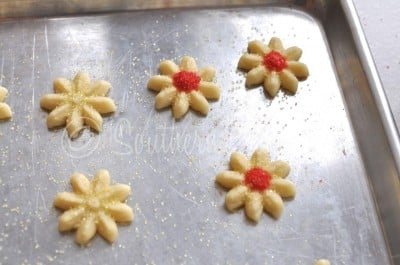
44 23 51 71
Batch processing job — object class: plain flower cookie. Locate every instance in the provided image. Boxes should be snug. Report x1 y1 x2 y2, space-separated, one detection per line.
215 148 296 222
0 86 12 119
148 56 220 119
53 169 134 245
40 72 116 138
238 37 309 97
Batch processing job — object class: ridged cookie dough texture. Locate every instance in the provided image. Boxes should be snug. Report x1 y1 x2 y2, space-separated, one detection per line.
0 86 12 119
40 72 116 138
238 37 309 97
53 169 134 245
148 56 220 119
216 148 296 222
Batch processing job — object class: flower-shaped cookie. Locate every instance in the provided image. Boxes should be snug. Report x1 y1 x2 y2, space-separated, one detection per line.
216 148 296 222
148 56 220 119
53 169 134 245
0 86 12 120
238 37 309 97
40 72 116 138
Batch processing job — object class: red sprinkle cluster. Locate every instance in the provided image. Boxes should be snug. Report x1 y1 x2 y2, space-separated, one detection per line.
172 71 201 93
263 51 287 72
244 167 271 191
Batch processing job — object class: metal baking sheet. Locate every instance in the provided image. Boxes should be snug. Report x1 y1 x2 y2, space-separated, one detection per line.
0 1 399 264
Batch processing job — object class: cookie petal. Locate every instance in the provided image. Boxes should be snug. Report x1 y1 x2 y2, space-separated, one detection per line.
147 75 173 92
0 102 12 120
159 60 180 76
283 46 302 61
53 78 73 93
245 192 263 222
97 212 118 243
101 184 131 202
268 37 284 53
279 69 298 93
73 72 90 92
216 171 244 189
270 179 296 198
75 213 96 245
92 169 111 193
58 207 85 232
85 80 111 96
264 71 281 97
54 192 84 210
172 92 189 119
287 61 309 79
198 81 220 100
70 173 91 194
0 86 8 101
197 67 215 82
315 259 331 265
47 103 71 128
238 53 262 70
180 56 197 72
230 152 251 173
155 86 177 109
225 185 248 211
189 91 209 115
250 148 270 169
248 40 271 55
271 160 290 178
40 94 67 111
262 190 284 219
82 105 103 132
86 97 116 114
66 108 83 138
106 202 134 222
246 65 266 87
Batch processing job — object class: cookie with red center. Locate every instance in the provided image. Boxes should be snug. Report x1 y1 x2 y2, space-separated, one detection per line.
215 148 296 222
238 37 309 97
148 56 220 119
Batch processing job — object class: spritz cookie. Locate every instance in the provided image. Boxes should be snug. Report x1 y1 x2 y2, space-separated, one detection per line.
40 72 116 138
216 148 296 222
238 37 309 97
53 169 134 245
148 56 220 119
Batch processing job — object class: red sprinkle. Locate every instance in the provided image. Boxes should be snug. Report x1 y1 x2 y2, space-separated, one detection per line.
263 51 287 72
244 167 271 191
172 71 201 93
